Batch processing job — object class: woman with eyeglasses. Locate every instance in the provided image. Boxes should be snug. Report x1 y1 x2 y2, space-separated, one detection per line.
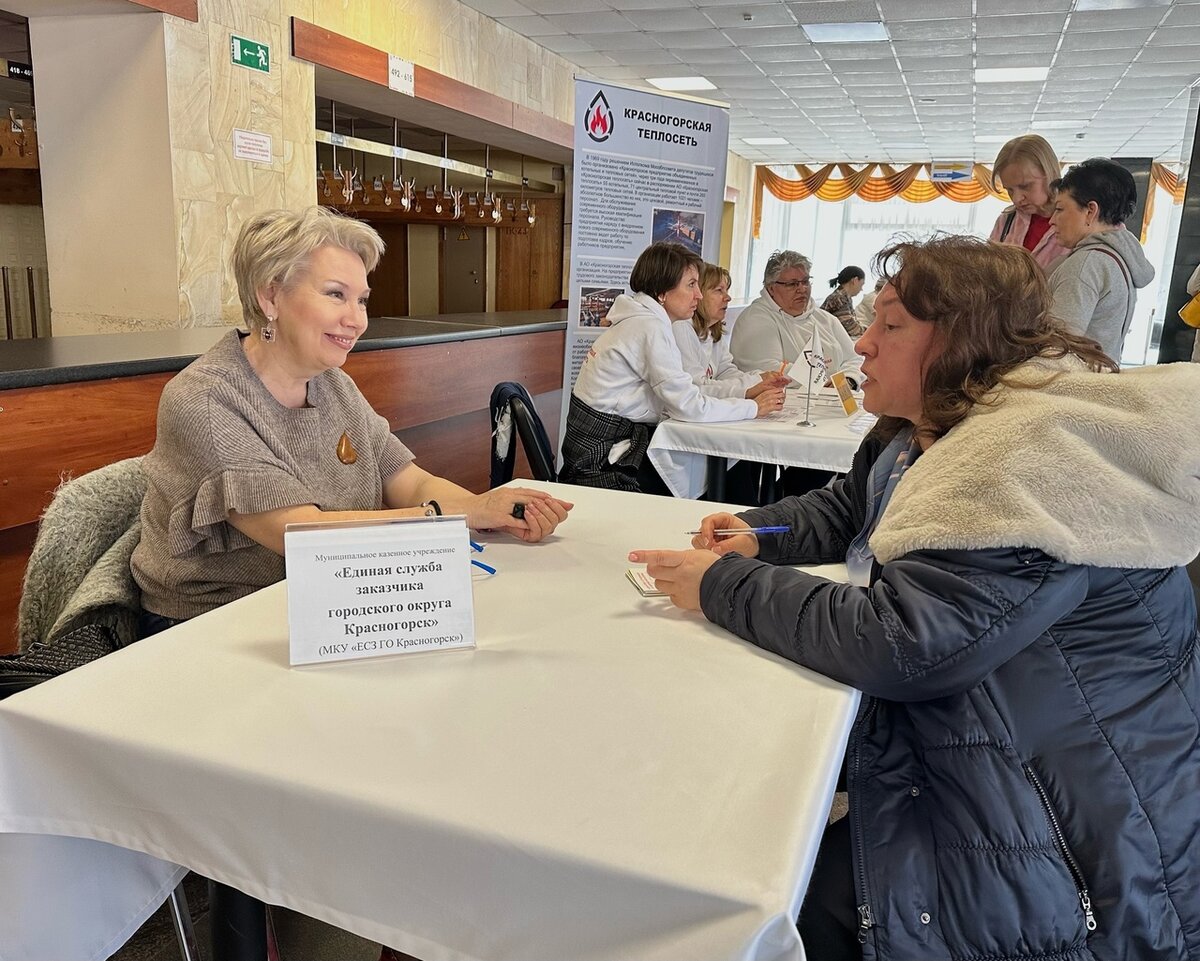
989 134 1072 275
729 250 863 386
560 242 785 494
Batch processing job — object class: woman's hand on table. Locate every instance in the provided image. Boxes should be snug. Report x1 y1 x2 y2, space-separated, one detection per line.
747 371 791 398
627 549 720 611
753 387 786 417
690 513 760 558
453 487 573 542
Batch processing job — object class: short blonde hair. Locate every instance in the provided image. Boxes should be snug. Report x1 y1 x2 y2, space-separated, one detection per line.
232 206 385 331
692 262 732 342
992 134 1061 191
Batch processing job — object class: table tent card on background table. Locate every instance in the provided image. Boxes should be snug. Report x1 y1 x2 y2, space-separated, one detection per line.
284 516 476 665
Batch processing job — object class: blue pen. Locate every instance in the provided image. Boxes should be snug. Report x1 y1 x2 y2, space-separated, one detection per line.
684 525 790 535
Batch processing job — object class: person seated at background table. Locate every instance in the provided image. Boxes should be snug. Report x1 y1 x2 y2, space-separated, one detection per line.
560 242 785 494
729 249 862 386
853 276 885 329
1047 157 1155 362
820 265 866 338
989 133 1073 275
672 262 790 399
632 233 1200 961
131 206 571 632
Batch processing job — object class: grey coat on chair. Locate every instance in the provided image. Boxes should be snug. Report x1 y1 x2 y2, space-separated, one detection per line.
17 456 146 652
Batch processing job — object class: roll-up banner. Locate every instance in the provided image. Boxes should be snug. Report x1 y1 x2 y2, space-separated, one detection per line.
559 79 730 443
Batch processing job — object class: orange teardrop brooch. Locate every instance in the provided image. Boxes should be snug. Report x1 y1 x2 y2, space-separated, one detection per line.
336 431 358 465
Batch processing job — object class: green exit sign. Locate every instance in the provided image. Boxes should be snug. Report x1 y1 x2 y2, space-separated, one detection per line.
231 35 269 73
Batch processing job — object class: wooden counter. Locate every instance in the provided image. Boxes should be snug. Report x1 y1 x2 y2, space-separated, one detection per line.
0 312 567 653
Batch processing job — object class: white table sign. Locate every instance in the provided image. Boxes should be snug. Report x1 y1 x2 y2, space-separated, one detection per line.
284 516 475 666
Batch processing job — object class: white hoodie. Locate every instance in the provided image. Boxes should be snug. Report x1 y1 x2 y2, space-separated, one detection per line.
571 293 757 424
729 290 863 385
671 320 761 399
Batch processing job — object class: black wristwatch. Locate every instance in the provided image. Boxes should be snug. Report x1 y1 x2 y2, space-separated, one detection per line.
421 500 442 517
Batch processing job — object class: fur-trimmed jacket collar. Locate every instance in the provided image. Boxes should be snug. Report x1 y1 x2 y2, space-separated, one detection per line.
870 358 1200 568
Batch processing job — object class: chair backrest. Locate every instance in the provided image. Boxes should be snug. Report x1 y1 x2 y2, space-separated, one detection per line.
17 456 147 652
489 382 557 486
510 396 557 482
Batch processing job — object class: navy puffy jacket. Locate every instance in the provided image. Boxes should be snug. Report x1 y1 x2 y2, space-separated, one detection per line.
700 433 1200 961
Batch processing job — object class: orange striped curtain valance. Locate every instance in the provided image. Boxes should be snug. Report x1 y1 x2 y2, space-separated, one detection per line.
753 162 1188 238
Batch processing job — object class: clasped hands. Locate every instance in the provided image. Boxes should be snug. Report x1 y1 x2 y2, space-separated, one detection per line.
458 488 573 542
628 512 759 611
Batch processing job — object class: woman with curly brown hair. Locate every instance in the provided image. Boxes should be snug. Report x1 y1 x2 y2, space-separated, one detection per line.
632 234 1200 960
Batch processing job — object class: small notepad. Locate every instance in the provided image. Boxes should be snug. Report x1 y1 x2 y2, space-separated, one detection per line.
626 568 665 596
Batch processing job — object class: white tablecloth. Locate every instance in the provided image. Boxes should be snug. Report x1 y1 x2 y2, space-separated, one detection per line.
0 482 858 961
648 392 874 499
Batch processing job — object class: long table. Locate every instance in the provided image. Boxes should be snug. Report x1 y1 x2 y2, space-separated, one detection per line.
0 482 859 961
647 391 875 500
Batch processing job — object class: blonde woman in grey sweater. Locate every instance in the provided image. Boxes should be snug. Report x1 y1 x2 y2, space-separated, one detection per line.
131 207 570 628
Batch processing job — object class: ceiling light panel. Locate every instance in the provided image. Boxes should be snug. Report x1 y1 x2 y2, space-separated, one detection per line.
976 66 1050 82
802 22 890 42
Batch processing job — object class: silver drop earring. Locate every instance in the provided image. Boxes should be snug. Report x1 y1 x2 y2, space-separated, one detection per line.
261 315 276 343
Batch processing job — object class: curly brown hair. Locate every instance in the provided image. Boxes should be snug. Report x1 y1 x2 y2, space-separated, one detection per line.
872 234 1116 440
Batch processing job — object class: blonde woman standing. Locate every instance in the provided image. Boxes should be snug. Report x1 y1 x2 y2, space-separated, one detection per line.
989 134 1072 275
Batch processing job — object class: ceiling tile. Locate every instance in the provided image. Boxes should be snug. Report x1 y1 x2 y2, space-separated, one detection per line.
887 20 973 40
541 11 639 33
976 13 1067 37
975 35 1062 56
879 0 972 20
600 49 684 65
786 1 881 25
720 25 813 46
496 14 567 36
975 53 1053 69
891 39 973 58
619 8 717 31
977 0 1071 15
520 0 613 12
1070 7 1170 29
1060 28 1153 50
644 28 737 48
706 5 799 28
533 34 597 53
1163 3 1200 25
460 0 537 16
747 43 826 60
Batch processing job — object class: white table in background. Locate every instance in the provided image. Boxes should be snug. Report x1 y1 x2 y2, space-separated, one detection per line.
648 391 874 500
0 482 858 961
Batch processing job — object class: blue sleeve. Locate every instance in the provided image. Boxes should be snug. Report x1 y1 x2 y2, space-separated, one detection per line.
699 546 1089 701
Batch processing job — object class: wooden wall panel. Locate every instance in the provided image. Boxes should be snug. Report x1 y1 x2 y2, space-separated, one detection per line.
291 19 387 85
346 329 564 430
0 372 173 531
0 523 37 654
128 0 198 20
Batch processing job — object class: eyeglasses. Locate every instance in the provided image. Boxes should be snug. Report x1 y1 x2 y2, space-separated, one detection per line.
771 279 811 289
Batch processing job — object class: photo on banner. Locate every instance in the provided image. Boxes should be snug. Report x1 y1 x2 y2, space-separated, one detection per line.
559 79 731 441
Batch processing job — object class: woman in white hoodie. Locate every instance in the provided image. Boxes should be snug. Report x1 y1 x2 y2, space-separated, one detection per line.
561 243 785 493
672 262 790 400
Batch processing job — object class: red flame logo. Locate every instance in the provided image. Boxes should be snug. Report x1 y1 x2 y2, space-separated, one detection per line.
584 90 613 143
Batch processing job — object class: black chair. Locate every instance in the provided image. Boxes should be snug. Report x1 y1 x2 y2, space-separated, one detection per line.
490 381 558 485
